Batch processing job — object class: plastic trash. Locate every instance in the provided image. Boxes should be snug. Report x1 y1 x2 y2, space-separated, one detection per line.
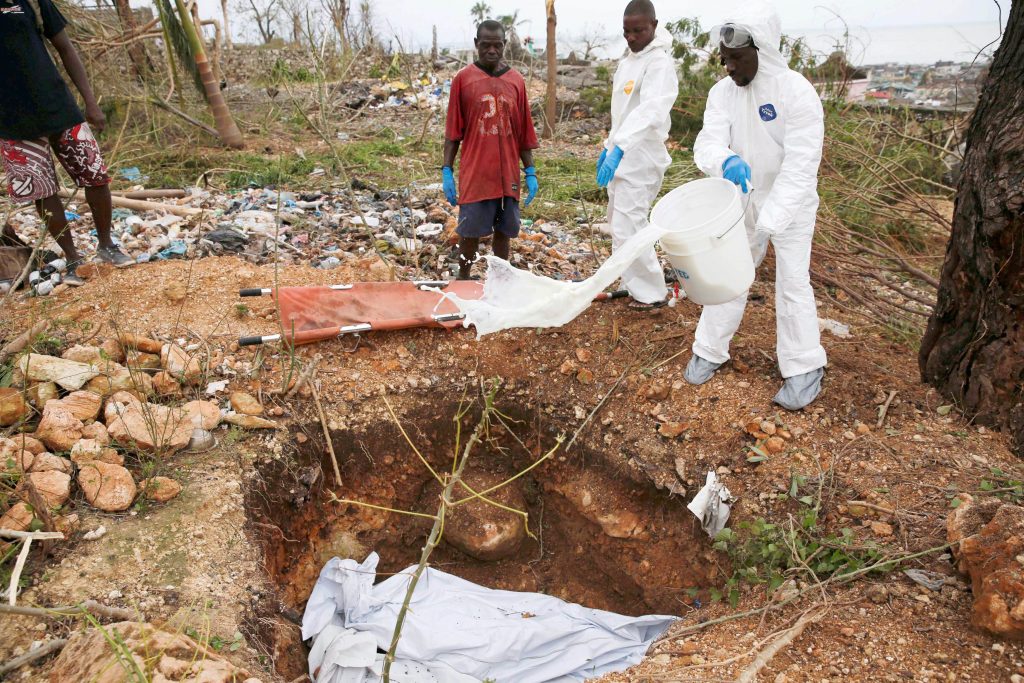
119 167 144 182
156 240 188 260
687 472 733 537
819 318 851 338
318 256 342 270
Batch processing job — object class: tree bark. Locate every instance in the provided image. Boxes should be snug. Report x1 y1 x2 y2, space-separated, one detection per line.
113 0 151 81
174 0 244 149
543 0 557 139
220 0 232 48
919 0 1024 455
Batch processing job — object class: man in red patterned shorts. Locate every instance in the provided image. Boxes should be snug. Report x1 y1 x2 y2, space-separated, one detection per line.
1 0 133 286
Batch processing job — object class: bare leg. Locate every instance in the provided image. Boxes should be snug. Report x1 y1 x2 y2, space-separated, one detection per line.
84 185 114 249
458 237 480 280
492 232 510 261
35 195 80 264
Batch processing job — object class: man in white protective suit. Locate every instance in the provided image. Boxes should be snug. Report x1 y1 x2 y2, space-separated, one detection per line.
684 1 828 410
595 0 678 310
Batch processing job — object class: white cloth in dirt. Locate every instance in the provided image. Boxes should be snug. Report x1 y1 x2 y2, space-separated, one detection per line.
303 553 677 683
604 26 678 304
691 0 827 378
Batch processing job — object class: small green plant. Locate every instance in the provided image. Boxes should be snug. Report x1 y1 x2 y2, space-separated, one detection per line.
234 304 250 319
711 502 885 606
979 468 1024 503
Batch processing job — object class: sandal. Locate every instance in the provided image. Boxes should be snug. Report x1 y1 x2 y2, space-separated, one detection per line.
627 298 667 311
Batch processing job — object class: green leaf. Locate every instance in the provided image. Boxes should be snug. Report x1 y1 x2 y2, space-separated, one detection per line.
747 454 768 463
728 588 741 608
709 588 722 602
949 497 962 508
936 405 953 416
980 480 995 491
798 495 814 506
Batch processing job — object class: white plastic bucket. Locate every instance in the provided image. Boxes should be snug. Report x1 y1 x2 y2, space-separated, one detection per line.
650 177 755 306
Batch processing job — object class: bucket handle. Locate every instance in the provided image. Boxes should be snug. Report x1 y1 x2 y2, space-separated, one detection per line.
714 188 754 240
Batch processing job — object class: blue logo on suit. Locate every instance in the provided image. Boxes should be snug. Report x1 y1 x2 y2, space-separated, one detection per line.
759 103 778 121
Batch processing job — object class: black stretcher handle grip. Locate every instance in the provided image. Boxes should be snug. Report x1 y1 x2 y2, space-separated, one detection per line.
605 289 629 299
238 336 264 347
239 288 266 297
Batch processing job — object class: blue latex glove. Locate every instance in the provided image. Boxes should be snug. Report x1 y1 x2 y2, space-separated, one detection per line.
523 166 539 207
722 155 751 193
596 146 624 188
442 166 457 206
596 148 607 184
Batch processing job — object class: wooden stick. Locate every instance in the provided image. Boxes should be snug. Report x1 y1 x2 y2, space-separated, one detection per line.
310 377 342 488
113 189 188 200
0 638 68 677
0 530 64 541
58 189 203 217
735 607 825 683
876 390 898 429
0 305 90 363
0 600 135 622
149 97 220 138
7 537 32 605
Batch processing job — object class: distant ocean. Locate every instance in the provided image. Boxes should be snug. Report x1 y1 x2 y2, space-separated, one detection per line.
790 22 1005 66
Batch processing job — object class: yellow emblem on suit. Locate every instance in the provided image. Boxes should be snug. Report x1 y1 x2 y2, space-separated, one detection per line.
623 80 635 95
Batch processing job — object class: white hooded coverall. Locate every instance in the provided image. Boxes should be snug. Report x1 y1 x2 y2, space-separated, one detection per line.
691 2 827 378
605 27 679 304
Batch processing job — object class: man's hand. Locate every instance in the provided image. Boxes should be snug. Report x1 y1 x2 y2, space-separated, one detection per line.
596 148 607 184
722 155 751 193
523 166 539 207
85 104 106 133
442 166 457 206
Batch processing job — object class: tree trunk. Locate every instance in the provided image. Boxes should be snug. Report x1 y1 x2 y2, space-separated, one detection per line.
431 25 438 63
174 0 244 149
113 0 151 80
220 0 231 48
919 0 1024 455
543 0 557 139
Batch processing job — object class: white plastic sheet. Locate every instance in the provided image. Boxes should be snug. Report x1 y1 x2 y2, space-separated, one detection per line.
441 222 668 338
687 472 733 538
303 553 677 683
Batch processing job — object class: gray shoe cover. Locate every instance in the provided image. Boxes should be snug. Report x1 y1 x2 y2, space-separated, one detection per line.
684 354 723 385
773 368 825 411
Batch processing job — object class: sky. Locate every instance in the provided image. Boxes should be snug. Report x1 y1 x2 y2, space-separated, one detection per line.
183 0 1009 65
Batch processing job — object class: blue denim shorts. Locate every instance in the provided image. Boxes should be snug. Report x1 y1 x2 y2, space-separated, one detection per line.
456 197 521 238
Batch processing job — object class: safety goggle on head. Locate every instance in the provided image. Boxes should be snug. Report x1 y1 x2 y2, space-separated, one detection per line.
709 24 756 49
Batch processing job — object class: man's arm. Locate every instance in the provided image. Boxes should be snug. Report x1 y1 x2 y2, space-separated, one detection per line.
519 149 534 169
50 30 105 131
443 139 461 168
693 81 737 178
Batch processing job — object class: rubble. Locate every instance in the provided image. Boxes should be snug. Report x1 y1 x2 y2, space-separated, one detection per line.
77 461 137 512
948 494 1024 639
0 387 27 426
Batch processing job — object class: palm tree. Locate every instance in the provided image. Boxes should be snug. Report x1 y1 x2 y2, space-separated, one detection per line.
543 0 556 139
470 2 491 24
156 0 244 148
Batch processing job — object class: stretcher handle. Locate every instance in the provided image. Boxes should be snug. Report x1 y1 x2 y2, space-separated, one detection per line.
239 335 269 346
240 288 269 297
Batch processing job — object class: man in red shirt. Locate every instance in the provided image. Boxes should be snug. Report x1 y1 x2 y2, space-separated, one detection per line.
443 19 540 280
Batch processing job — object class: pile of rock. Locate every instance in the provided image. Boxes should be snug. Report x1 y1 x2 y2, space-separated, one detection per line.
0 335 274 534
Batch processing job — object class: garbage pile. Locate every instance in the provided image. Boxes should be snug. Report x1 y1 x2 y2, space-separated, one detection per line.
3 180 612 295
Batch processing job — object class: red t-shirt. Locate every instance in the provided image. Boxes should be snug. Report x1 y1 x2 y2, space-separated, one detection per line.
445 64 539 205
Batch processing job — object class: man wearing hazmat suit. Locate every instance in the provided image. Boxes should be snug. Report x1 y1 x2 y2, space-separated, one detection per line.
684 1 827 410
596 0 677 310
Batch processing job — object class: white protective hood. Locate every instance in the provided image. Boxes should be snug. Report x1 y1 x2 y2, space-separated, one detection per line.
719 1 788 79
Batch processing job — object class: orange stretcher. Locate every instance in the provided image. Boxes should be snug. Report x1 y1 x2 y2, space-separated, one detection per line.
237 280 628 347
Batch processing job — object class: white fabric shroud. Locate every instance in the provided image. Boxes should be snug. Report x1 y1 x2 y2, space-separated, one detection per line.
303 553 677 683
440 221 668 338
